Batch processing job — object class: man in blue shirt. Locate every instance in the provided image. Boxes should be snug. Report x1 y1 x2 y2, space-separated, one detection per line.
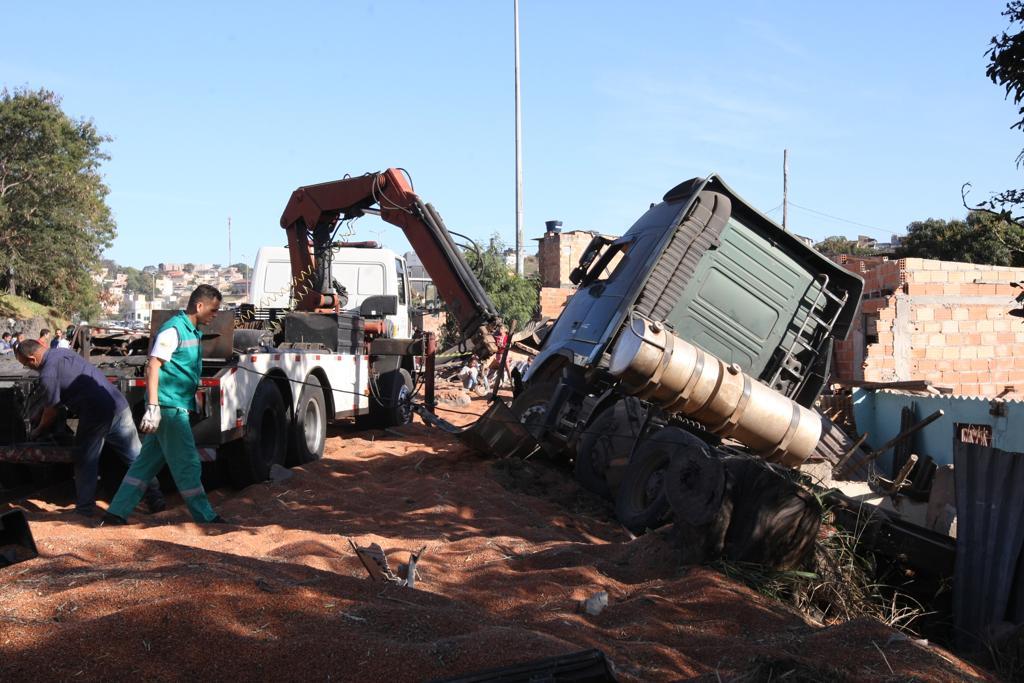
15 340 164 518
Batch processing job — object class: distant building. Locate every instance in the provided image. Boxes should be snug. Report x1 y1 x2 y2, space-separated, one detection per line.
122 293 153 323
534 224 602 288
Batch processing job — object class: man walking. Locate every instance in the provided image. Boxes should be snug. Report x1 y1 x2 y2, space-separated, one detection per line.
14 340 165 518
0 332 12 355
50 329 70 349
105 285 226 525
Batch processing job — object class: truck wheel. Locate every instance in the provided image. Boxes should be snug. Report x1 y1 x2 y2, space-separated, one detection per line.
288 374 327 465
574 398 645 499
371 369 413 428
614 426 690 534
509 380 558 439
227 379 287 488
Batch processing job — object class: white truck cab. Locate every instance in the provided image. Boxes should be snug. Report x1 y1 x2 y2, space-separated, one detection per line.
249 245 410 338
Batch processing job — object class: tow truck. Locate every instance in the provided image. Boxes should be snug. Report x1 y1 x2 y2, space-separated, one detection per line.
0 168 499 489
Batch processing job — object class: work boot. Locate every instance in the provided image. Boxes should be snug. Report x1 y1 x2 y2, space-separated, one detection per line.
143 493 167 514
73 505 100 520
100 512 128 526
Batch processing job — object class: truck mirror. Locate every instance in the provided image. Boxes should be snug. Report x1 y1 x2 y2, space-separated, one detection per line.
360 295 399 318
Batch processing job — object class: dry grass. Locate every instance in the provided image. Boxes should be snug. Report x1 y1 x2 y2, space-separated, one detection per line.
713 507 927 634
0 293 66 329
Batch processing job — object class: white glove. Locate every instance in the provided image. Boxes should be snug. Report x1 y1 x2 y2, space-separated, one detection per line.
140 405 161 433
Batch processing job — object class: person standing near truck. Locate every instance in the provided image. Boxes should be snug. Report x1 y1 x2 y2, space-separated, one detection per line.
105 285 226 525
14 340 165 518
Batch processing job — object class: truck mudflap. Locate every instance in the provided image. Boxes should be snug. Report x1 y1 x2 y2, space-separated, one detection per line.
0 443 75 464
414 402 542 459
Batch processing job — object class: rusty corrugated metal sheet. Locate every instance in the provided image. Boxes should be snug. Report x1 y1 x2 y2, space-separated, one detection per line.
953 442 1024 648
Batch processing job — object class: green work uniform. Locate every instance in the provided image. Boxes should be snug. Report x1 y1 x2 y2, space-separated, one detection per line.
108 312 218 522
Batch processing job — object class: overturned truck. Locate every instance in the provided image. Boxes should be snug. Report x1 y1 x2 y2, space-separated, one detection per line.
466 174 864 568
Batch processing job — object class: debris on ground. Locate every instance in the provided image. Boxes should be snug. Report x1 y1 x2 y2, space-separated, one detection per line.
0 396 992 681
580 591 609 616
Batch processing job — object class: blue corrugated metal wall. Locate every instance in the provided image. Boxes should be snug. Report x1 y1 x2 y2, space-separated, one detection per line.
852 389 1024 468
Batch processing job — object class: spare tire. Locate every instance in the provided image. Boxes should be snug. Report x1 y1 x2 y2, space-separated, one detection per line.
370 368 413 428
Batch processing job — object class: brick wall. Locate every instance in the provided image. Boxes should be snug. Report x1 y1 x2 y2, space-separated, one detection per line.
833 257 1024 397
539 287 573 319
536 230 598 288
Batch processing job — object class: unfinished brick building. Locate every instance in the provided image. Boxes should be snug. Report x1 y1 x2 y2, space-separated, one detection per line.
833 256 1024 397
534 225 600 319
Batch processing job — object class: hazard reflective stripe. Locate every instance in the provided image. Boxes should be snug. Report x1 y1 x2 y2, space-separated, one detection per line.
178 339 201 348
197 448 217 462
180 486 205 498
124 476 146 489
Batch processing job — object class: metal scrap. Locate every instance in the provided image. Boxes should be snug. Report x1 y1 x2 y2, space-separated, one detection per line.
348 538 426 589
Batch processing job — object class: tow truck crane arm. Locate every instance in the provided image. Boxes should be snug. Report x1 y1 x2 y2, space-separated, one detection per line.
279 168 499 342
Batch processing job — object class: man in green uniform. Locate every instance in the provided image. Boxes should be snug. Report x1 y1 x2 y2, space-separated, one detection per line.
104 285 227 525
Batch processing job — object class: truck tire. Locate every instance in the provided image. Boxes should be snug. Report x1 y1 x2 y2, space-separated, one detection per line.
227 379 287 488
614 426 691 534
371 369 413 428
574 398 645 499
288 374 327 465
509 380 558 439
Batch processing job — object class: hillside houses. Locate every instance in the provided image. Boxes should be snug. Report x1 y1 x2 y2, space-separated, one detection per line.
94 262 249 324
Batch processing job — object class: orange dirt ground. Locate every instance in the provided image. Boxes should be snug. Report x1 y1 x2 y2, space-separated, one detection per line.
0 395 992 682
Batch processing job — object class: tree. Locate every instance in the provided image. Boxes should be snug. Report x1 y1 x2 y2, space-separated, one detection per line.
120 266 152 298
967 2 1024 229
0 88 115 317
231 262 252 279
897 211 1024 266
440 234 539 347
814 236 873 257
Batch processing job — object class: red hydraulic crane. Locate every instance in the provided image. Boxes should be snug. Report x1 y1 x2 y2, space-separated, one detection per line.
279 168 498 342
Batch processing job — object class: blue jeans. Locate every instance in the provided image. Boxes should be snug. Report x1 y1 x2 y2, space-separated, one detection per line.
74 407 161 514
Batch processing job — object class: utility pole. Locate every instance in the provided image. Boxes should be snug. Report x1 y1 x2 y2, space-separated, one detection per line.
782 149 789 231
228 216 232 268
514 0 524 275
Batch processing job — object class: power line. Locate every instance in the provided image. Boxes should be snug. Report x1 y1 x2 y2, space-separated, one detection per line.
787 201 897 237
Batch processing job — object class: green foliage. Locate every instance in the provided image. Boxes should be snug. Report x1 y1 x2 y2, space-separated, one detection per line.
0 87 115 318
976 3 1024 218
440 235 539 347
231 262 252 279
120 266 152 297
814 236 874 257
897 211 1024 266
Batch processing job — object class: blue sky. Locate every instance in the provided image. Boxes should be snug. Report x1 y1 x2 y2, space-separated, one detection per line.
2 1 1021 268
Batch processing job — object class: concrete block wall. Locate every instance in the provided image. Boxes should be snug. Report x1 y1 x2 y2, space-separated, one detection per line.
539 287 573 319
833 257 1024 397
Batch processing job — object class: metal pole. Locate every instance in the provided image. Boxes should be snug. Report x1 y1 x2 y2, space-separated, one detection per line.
782 149 789 230
514 0 524 275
